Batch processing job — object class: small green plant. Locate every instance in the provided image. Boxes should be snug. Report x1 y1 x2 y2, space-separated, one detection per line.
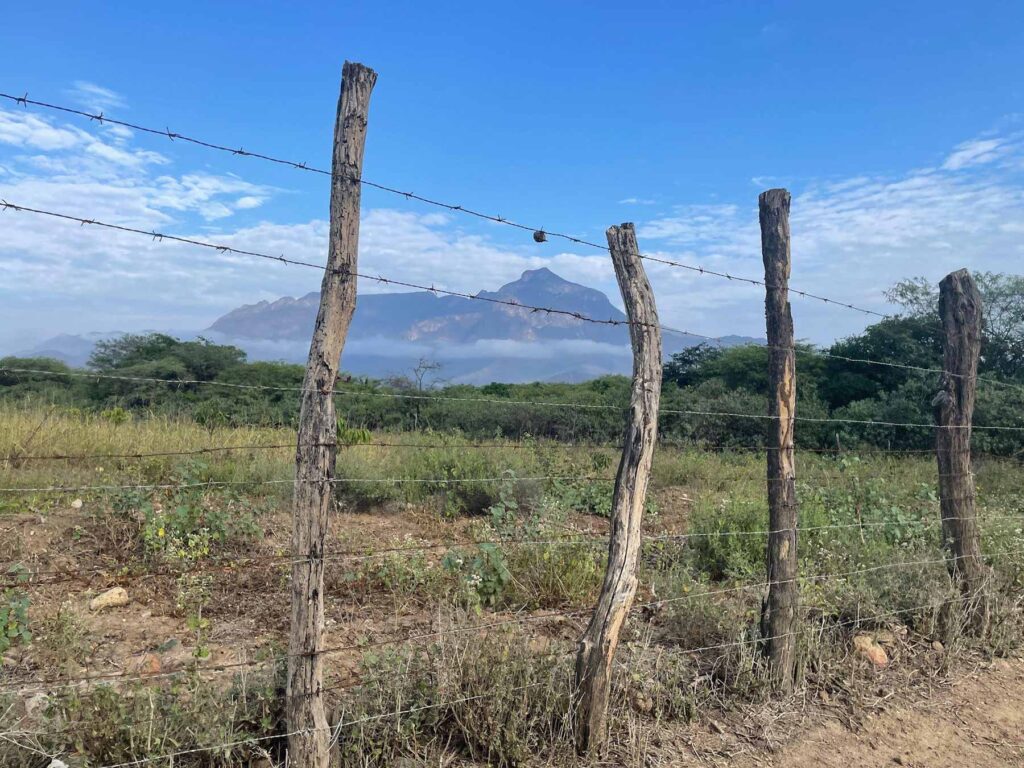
120 461 261 562
337 417 372 446
546 477 658 519
1 565 32 653
443 543 511 610
100 406 131 425
179 576 214 660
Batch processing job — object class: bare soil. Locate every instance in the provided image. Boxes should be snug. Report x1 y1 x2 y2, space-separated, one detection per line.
659 658 1024 767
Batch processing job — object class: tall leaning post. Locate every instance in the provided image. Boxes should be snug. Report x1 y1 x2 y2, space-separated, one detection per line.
575 223 662 753
934 269 989 630
288 61 376 767
759 188 799 691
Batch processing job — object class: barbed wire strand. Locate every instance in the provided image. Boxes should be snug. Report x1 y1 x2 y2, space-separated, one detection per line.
3 365 1022 434
3 201 1022 395
4 508 1020 590
0 92 894 321
4 547 1019 697
5 589 992 766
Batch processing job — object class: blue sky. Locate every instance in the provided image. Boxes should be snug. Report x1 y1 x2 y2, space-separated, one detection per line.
1 0 1023 352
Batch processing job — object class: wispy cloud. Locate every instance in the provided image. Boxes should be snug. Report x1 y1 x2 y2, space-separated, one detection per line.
942 137 1013 170
67 81 127 112
636 130 1024 341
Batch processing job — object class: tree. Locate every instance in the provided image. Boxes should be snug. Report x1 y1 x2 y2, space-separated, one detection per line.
821 316 942 409
662 344 724 388
411 357 443 392
887 273 1024 380
89 334 247 381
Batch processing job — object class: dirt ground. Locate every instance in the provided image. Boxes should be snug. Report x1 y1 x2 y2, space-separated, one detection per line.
5 497 1023 767
662 658 1024 768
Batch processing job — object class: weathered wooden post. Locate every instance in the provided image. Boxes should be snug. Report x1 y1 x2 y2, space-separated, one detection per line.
289 61 376 767
759 188 799 691
575 223 662 753
934 268 989 628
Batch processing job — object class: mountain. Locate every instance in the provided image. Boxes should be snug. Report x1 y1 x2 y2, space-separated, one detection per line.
205 268 760 383
208 268 631 345
13 269 763 384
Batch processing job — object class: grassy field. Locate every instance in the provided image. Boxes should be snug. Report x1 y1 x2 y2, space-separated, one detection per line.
1 404 1023 766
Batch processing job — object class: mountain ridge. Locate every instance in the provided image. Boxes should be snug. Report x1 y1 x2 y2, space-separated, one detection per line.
15 269 763 384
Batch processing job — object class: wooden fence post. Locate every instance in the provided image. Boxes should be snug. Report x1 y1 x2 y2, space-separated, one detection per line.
934 268 989 628
758 188 799 691
288 61 376 767
575 223 662 753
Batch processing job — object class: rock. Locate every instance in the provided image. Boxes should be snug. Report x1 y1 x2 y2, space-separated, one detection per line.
47 760 69 768
25 692 49 718
70 499 83 510
853 634 889 667
931 640 945 653
134 653 161 676
89 587 130 611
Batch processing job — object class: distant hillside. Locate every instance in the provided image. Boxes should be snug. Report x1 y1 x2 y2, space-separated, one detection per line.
17 269 762 384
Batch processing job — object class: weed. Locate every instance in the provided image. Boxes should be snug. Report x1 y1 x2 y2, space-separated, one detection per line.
1 565 31 653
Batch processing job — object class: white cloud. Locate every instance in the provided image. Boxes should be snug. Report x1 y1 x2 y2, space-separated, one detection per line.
235 195 265 210
619 197 656 205
942 137 1012 170
0 110 87 151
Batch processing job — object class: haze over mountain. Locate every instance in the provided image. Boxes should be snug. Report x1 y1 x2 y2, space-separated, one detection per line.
17 268 761 384
210 268 631 343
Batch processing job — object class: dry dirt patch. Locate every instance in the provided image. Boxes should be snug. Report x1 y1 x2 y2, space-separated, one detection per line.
676 658 1024 768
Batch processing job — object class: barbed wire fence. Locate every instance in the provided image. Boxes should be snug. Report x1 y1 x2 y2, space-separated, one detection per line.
0 63 1022 766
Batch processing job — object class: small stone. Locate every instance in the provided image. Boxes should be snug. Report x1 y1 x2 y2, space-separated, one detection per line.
47 760 69 768
25 692 49 717
70 499 83 510
931 640 945 653
135 653 161 675
853 634 889 667
89 587 130 611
